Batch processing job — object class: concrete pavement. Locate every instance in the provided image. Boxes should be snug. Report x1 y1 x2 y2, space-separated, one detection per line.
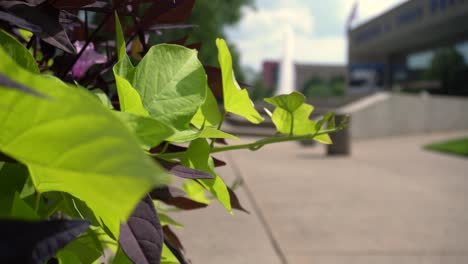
175 131 468 264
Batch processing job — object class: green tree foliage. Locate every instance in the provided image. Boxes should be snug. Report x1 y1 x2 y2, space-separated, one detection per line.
302 76 345 98
424 47 468 95
158 0 252 80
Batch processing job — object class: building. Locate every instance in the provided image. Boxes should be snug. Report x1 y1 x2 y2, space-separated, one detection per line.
262 61 346 94
348 0 468 96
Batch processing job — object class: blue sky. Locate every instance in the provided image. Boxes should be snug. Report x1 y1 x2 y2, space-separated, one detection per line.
225 0 407 71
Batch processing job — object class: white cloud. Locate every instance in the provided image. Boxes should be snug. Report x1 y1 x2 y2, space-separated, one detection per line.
226 6 316 70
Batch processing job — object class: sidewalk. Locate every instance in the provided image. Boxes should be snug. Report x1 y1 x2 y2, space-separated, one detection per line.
176 131 468 264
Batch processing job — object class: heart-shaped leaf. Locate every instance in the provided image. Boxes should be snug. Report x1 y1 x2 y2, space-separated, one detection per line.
0 219 90 264
265 92 332 144
114 15 207 142
119 195 164 264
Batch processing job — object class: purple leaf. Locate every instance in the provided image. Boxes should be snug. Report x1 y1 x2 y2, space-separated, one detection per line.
163 226 190 264
71 41 107 79
0 1 76 53
0 11 42 32
228 187 249 214
157 159 214 180
119 195 163 264
0 219 90 264
151 186 208 210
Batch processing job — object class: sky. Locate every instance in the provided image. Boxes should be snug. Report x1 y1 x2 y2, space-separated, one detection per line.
225 0 408 71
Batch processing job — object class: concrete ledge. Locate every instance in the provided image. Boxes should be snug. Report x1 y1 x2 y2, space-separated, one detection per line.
336 92 468 140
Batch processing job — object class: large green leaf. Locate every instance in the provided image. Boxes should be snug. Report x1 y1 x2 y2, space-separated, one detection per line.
182 139 231 212
113 111 174 150
0 46 169 238
133 45 207 130
114 15 207 142
265 92 332 144
0 29 39 73
216 38 263 124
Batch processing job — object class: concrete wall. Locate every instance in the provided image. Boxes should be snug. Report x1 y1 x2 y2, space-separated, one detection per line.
342 92 468 140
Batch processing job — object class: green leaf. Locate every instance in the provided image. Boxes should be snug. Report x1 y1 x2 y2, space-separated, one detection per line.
167 129 202 143
59 193 102 228
57 229 104 264
113 14 149 117
158 212 184 229
265 92 332 144
113 58 149 116
91 89 114 109
161 244 180 264
115 11 126 62
191 86 222 129
57 249 82 264
216 38 263 124
114 16 207 141
0 29 39 73
11 192 39 220
0 46 169 238
113 247 133 264
0 163 29 217
182 139 231 211
133 45 207 131
264 91 305 113
19 176 35 199
181 180 211 205
315 112 335 131
113 111 174 150
199 127 238 140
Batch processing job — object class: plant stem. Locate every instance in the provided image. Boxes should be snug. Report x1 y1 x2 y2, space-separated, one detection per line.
155 128 338 160
210 112 226 149
289 112 294 136
212 128 336 153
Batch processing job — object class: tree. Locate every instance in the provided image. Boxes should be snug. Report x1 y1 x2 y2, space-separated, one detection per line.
424 47 468 95
157 0 253 80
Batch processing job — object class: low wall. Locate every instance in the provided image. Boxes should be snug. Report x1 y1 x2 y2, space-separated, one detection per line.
340 92 468 140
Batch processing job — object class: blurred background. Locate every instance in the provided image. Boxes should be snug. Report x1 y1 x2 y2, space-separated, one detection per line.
174 0 468 263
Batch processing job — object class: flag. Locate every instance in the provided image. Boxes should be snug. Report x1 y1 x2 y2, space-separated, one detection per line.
347 1 359 32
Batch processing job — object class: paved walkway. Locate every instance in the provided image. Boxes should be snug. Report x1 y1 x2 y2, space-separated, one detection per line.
176 131 468 264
